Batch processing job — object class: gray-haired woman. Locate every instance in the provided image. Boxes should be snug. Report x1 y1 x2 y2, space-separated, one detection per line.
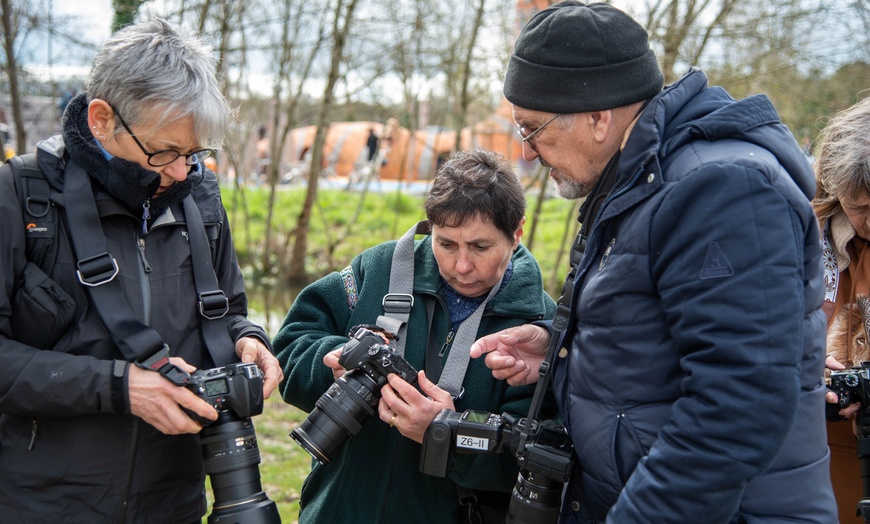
0 19 281 522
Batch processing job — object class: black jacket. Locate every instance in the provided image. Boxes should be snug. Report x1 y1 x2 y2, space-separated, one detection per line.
0 137 266 523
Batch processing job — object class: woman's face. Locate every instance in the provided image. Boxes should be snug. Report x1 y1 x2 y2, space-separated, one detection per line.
841 192 870 242
431 215 524 298
89 100 202 198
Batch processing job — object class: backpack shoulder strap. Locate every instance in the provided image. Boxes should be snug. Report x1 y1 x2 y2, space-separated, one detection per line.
8 154 59 275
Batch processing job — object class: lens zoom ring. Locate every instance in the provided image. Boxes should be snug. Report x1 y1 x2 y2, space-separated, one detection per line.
204 446 261 475
317 394 364 435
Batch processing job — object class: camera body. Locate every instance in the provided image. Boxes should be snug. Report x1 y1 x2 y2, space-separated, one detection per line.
420 409 573 524
185 361 264 425
291 327 418 465
337 327 418 387
829 364 870 416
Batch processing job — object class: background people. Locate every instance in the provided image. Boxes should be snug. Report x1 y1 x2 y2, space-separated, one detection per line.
0 19 281 522
471 2 836 522
274 149 556 524
814 96 870 522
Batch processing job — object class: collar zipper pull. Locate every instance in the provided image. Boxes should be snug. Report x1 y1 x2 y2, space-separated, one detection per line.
141 199 151 235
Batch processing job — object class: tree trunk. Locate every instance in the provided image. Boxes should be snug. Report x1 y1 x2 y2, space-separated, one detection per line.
0 0 25 155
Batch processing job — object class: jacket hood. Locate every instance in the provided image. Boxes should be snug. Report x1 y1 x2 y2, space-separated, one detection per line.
626 68 814 199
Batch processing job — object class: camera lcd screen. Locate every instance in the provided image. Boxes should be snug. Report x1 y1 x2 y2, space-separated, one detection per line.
205 378 230 397
462 411 490 423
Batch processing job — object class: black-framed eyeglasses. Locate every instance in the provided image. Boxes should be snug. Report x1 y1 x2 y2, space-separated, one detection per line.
111 106 216 167
517 113 562 150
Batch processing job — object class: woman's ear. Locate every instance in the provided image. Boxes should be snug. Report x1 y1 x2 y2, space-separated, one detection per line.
513 216 526 249
87 99 115 142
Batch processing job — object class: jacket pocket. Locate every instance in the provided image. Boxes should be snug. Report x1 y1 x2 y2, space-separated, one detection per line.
11 261 76 349
613 412 646 487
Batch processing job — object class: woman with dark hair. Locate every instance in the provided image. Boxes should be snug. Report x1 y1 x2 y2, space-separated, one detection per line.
275 148 556 523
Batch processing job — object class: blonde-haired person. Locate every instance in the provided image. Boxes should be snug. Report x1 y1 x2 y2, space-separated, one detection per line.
815 96 870 523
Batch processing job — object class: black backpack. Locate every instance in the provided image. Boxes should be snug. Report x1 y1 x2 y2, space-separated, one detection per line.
5 153 76 348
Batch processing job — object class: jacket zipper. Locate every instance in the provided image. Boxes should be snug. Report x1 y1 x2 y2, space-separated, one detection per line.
27 418 38 450
120 418 141 523
137 237 153 273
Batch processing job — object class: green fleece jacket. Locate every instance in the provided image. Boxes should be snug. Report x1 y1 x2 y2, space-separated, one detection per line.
274 236 556 524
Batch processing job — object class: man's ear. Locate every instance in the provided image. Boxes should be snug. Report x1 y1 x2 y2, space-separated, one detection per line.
589 110 613 143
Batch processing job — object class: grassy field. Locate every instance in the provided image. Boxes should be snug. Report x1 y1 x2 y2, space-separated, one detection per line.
210 181 579 523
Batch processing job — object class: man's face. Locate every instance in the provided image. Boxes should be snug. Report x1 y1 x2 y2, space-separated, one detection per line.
512 106 610 200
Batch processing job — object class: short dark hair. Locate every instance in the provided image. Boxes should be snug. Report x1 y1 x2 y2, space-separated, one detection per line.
424 149 525 240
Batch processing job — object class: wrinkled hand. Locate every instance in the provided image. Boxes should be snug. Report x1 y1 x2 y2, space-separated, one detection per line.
236 336 283 399
323 347 346 382
469 324 550 386
825 354 861 424
378 370 454 443
129 357 218 435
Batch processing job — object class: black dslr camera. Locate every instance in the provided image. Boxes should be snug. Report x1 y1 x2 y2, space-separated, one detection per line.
420 409 573 524
828 364 870 420
186 362 280 524
291 326 418 465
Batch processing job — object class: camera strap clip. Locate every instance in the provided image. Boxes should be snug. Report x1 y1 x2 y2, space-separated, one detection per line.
198 289 229 319
135 344 191 386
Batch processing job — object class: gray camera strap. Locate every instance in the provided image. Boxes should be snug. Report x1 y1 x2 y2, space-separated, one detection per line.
377 220 504 399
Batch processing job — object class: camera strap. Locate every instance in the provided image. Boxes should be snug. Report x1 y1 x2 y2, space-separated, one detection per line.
378 220 504 399
62 160 233 383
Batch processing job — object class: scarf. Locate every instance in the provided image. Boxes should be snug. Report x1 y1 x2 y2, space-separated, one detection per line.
61 93 202 230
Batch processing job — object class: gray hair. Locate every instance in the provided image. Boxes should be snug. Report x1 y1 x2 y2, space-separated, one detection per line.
813 96 870 222
87 18 230 148
424 149 525 241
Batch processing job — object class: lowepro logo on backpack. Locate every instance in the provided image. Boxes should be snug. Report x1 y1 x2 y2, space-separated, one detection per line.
26 222 49 234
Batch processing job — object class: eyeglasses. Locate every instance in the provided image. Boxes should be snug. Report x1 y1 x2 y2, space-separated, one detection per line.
111 106 216 167
517 113 562 149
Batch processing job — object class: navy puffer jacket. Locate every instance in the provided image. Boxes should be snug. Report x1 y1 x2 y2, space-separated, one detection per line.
554 69 836 523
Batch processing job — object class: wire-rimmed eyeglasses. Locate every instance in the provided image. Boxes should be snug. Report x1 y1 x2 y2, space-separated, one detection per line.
111 106 216 167
517 113 562 150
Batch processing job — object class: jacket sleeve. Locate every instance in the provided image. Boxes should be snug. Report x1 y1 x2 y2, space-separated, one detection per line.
607 161 813 522
0 169 122 417
273 262 357 413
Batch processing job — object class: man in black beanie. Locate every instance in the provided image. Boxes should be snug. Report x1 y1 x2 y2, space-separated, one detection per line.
472 2 836 523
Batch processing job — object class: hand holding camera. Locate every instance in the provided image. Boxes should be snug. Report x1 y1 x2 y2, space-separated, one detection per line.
291 326 419 464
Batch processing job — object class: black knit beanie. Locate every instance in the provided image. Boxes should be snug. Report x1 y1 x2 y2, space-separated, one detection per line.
504 1 664 113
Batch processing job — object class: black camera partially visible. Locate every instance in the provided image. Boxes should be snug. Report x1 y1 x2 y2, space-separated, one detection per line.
290 326 418 465
186 361 280 524
420 409 573 524
828 363 870 421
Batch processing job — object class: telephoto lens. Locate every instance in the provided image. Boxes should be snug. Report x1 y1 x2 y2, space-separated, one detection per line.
290 369 381 464
506 469 564 524
290 327 418 464
201 411 281 524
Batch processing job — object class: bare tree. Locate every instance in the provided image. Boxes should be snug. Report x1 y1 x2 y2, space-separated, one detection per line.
288 0 360 282
0 0 25 154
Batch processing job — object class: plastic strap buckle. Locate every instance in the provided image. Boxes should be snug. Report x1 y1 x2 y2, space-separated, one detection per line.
76 252 119 287
136 344 190 386
198 290 229 319
382 293 414 314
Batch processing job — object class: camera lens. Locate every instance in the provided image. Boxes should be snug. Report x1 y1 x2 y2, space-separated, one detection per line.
505 468 563 524
290 370 381 464
200 411 280 524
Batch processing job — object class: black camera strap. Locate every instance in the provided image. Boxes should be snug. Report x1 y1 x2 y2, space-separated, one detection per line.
515 224 586 455
62 160 233 383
